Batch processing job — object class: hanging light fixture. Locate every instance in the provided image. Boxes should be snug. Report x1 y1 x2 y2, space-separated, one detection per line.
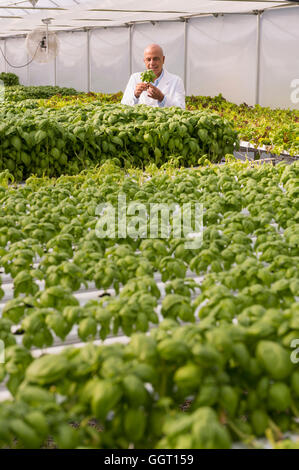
29 0 39 7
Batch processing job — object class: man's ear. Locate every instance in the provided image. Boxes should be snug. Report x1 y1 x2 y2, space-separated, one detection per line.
163 56 165 64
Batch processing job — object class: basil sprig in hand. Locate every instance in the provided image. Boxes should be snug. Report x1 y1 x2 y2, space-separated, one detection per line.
141 69 157 83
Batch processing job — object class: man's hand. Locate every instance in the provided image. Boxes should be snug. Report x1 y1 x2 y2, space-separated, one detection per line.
147 83 164 102
134 82 149 99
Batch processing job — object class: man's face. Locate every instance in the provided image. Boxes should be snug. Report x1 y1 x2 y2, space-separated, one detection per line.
144 48 165 78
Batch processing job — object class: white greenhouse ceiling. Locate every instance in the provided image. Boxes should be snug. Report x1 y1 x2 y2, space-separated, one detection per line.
0 0 296 37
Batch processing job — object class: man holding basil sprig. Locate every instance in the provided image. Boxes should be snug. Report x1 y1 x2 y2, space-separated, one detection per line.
121 44 185 109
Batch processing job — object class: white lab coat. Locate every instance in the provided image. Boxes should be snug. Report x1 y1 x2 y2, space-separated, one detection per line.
121 68 186 109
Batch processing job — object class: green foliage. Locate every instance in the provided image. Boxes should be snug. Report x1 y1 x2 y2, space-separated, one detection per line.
0 160 299 448
141 69 157 83
4 85 79 101
0 72 19 86
186 93 299 157
0 101 239 180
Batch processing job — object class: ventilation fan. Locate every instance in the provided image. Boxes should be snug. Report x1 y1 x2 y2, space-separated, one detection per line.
26 19 59 64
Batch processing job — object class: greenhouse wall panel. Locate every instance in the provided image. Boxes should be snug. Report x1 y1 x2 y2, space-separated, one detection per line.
259 8 299 110
28 61 55 86
56 31 88 92
5 38 29 86
132 22 185 82
187 15 256 105
90 27 130 93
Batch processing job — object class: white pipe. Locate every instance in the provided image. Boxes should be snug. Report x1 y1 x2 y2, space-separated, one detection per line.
26 51 29 85
46 22 49 61
255 11 261 105
129 23 133 76
54 52 57 86
184 19 188 92
87 29 90 92
4 39 6 72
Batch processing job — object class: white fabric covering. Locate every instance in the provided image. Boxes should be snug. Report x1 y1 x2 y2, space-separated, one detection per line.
259 7 299 109
5 38 29 85
56 31 88 91
187 14 257 105
90 27 130 93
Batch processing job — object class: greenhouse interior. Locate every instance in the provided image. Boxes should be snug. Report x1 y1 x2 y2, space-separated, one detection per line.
0 0 299 452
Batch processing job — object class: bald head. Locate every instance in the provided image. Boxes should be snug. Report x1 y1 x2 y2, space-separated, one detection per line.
144 44 164 57
143 44 165 79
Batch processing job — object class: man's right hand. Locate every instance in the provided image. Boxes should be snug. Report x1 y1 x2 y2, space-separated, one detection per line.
134 82 149 99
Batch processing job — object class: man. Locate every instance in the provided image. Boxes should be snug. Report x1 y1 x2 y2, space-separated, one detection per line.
121 44 185 109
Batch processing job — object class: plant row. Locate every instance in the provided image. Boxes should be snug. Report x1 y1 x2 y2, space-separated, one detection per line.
186 94 299 157
4 85 79 101
3 84 298 159
0 161 298 344
38 90 299 157
1 315 299 449
0 101 238 180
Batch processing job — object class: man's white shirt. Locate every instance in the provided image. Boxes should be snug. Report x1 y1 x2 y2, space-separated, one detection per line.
121 68 185 109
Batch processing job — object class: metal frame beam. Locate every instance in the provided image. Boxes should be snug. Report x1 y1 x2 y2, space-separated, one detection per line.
86 28 90 92
129 23 133 76
183 18 188 93
255 10 262 105
54 51 57 86
26 48 29 85
0 4 296 38
0 6 66 10
4 38 7 72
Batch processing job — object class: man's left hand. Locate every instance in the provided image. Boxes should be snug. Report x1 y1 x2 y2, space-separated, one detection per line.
147 83 164 102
